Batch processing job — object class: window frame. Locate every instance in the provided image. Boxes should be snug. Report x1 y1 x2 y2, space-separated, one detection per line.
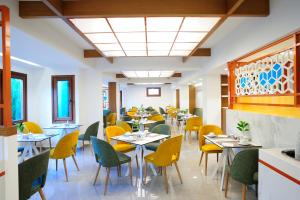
51 75 75 123
0 70 27 124
146 87 161 97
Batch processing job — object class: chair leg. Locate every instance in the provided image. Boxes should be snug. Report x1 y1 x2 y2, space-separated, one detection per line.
205 152 208 176
144 161 147 184
93 165 101 185
104 168 111 195
38 188 46 200
174 162 183 184
199 152 204 166
135 155 139 168
129 162 133 185
217 153 219 162
72 155 80 171
55 159 58 171
63 158 68 182
82 140 85 151
242 184 247 200
49 138 52 148
224 172 230 198
163 167 168 194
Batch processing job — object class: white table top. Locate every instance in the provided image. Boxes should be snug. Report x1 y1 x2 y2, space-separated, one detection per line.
111 131 169 146
43 124 82 129
127 120 156 125
204 135 262 149
17 133 59 142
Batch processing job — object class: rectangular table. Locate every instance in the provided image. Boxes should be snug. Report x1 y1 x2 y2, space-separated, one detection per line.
111 131 169 184
18 133 59 161
204 135 261 190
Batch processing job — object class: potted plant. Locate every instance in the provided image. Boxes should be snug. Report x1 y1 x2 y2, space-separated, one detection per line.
237 120 250 144
16 122 25 134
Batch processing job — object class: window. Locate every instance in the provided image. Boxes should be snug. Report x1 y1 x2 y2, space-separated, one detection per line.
0 71 27 124
52 75 75 123
103 87 109 109
146 87 161 97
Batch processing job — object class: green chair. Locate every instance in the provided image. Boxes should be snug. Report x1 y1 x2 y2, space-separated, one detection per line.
19 150 50 200
159 107 167 116
145 124 171 151
121 115 132 121
224 149 259 200
103 109 111 128
78 121 99 150
91 136 132 195
193 108 203 117
148 120 165 132
120 107 126 116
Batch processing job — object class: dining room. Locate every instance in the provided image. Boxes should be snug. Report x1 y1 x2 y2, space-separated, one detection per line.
1 0 300 200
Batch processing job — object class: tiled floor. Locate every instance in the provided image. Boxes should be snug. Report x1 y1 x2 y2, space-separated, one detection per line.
30 126 257 200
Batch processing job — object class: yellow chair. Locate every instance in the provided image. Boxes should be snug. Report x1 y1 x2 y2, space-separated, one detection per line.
23 121 52 148
144 135 183 193
116 120 132 132
127 111 139 120
199 125 223 175
131 106 138 112
50 130 80 181
167 108 177 124
148 114 164 121
106 112 117 126
184 117 203 143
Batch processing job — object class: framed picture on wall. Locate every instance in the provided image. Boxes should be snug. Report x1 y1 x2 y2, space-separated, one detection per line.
146 87 161 97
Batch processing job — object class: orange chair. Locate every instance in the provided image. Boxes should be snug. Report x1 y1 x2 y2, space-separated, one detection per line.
184 117 203 143
199 125 223 175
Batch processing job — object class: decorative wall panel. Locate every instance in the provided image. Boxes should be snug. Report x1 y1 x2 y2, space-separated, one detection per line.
235 49 294 96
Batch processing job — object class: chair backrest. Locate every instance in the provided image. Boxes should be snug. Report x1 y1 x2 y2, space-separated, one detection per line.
199 125 223 148
193 108 203 117
159 107 166 115
152 135 183 166
103 109 111 116
120 107 126 115
131 106 138 112
148 120 165 132
52 130 79 159
116 120 132 132
186 117 203 128
150 124 171 136
148 114 164 121
121 115 132 121
107 112 117 125
91 136 120 168
230 149 259 185
19 150 50 200
23 122 43 134
83 121 99 140
105 126 126 144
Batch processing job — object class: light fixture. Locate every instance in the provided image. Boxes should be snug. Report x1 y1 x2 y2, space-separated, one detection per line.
0 52 42 67
194 82 203 87
134 82 164 85
122 71 175 78
71 17 219 57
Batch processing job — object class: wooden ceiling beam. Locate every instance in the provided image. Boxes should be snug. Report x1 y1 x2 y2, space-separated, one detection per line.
19 0 269 18
84 49 211 58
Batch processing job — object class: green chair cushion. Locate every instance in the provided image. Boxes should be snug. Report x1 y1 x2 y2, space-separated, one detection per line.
145 142 160 151
253 172 258 183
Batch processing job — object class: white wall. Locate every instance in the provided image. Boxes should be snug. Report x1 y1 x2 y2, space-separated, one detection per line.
178 85 189 110
196 87 204 108
202 74 221 126
122 84 173 111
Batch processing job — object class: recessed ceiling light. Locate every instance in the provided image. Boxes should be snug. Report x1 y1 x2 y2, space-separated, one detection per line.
172 43 198 51
176 32 207 43
134 82 164 85
148 51 170 56
147 17 183 31
70 18 112 33
125 51 147 56
85 33 117 43
108 18 145 32
115 32 146 43
147 32 177 43
121 43 146 51
147 43 173 51
123 71 174 78
181 17 220 32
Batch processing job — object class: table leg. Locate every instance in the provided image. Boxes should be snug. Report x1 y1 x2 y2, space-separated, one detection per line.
20 143 30 161
139 145 143 184
32 143 39 155
220 149 229 191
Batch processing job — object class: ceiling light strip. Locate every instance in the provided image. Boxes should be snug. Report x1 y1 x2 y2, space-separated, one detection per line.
144 17 148 56
168 17 185 56
105 18 127 56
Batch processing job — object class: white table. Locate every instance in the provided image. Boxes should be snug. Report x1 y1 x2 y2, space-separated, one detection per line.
204 135 261 190
43 124 82 136
111 131 169 185
18 133 59 161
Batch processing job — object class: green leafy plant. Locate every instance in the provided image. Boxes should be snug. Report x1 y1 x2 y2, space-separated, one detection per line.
16 122 25 133
237 120 250 133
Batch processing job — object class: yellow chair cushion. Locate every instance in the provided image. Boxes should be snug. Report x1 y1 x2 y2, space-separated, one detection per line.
186 125 201 131
201 144 223 153
49 148 55 158
145 152 177 165
113 144 135 153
